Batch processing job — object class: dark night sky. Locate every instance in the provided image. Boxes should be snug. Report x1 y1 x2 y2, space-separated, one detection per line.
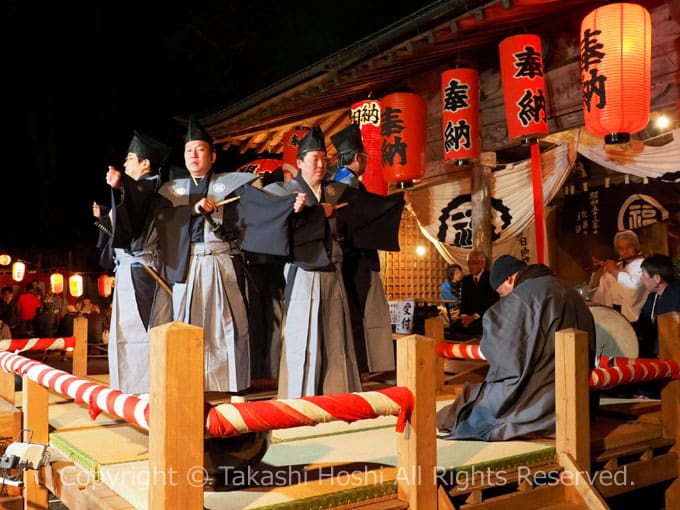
4 0 432 268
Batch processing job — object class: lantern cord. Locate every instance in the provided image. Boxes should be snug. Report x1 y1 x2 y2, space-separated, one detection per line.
139 263 173 297
530 141 545 264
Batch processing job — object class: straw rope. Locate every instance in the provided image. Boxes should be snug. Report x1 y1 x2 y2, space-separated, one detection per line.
207 386 414 438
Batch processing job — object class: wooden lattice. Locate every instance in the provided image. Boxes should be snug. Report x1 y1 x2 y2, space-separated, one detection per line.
381 209 448 301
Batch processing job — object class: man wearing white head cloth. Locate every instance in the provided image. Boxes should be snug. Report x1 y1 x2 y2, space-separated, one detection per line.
591 229 647 322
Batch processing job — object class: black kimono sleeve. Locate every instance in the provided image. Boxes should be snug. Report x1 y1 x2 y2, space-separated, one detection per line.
237 185 296 256
339 188 405 251
113 173 157 248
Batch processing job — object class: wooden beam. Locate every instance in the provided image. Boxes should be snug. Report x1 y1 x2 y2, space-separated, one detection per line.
0 364 15 404
471 152 495 256
148 322 204 510
659 311 680 510
71 316 88 378
558 452 608 509
396 334 437 509
554 328 590 471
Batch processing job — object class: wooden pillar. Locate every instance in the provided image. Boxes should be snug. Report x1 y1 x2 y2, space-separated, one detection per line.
148 322 204 510
471 152 495 256
424 316 445 394
22 377 49 510
71 316 88 378
0 365 15 404
554 328 590 472
659 312 680 509
396 334 437 509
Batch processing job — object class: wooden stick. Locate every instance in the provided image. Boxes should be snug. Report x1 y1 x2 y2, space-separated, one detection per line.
215 196 240 208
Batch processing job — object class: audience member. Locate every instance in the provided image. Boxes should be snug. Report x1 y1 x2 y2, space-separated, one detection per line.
635 254 680 358
16 284 41 337
0 287 17 336
440 264 463 321
438 255 596 440
449 249 498 338
591 229 646 322
58 305 78 337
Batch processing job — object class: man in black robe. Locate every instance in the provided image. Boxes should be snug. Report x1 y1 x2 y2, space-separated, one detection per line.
437 255 596 440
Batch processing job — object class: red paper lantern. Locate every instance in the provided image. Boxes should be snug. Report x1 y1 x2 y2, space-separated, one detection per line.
350 99 387 195
580 3 651 144
499 34 549 142
441 69 480 163
50 273 64 294
381 92 426 188
98 275 113 298
281 127 310 179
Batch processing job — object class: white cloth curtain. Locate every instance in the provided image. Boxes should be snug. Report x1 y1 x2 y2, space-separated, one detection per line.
409 141 574 267
576 128 680 179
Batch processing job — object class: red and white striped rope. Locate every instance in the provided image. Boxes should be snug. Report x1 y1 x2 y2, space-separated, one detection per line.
590 358 680 390
207 386 414 438
0 351 149 429
0 337 76 352
436 341 485 360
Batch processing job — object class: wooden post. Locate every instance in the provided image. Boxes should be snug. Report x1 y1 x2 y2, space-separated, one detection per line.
396 334 437 509
22 377 49 510
71 316 88 378
148 322 204 510
471 152 495 256
659 312 680 509
424 317 445 394
0 366 15 404
554 328 590 472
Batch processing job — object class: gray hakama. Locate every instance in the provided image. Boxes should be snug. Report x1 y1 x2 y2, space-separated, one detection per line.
109 249 172 394
266 177 362 398
106 173 173 395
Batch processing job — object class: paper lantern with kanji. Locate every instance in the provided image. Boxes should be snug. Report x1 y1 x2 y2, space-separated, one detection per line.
381 92 426 187
281 127 310 179
11 262 25 282
350 99 387 195
69 275 84 298
580 3 651 144
441 69 480 163
50 273 64 294
98 274 113 298
499 34 549 142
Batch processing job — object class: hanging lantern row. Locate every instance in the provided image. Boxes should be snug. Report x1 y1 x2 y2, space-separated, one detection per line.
580 2 651 144
351 99 388 196
441 68 480 164
380 92 426 188
499 34 549 143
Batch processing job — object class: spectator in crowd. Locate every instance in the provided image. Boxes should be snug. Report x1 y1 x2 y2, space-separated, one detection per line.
440 263 463 322
635 254 680 358
449 249 498 338
16 284 41 337
0 287 17 336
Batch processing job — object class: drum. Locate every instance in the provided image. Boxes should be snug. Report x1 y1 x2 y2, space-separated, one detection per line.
589 304 639 358
204 431 271 490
